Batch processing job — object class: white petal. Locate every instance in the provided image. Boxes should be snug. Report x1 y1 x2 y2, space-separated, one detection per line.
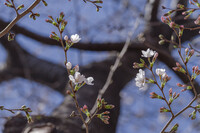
141 48 156 58
69 75 76 84
70 34 81 43
86 77 94 85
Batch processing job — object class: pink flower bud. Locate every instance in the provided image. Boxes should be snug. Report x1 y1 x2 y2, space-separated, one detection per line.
169 88 172 96
185 48 189 55
189 49 194 57
173 92 176 98
133 62 140 68
176 62 181 67
180 25 184 29
173 67 178 71
66 90 71 95
177 83 182 87
161 16 168 23
74 65 79 72
195 66 199 71
83 105 88 110
192 66 195 73
181 88 187 92
103 111 110 114
153 52 158 61
182 12 186 15
170 22 176 28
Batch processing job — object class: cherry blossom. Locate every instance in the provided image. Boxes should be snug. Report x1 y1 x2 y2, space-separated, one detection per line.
70 34 81 43
135 69 146 90
141 48 156 58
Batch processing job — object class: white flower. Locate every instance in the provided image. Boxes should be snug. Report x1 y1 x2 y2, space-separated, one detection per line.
141 48 156 58
69 72 85 85
66 62 72 70
70 34 81 43
156 68 166 78
64 35 68 41
135 69 146 90
85 77 94 85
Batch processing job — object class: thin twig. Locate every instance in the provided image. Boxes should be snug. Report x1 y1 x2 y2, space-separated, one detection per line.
0 0 41 38
160 29 198 133
84 18 140 126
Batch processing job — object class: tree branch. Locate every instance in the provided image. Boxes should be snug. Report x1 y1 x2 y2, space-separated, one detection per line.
0 0 42 38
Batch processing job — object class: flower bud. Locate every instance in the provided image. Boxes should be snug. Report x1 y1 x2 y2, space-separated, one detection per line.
172 92 176 98
170 124 179 132
66 62 72 70
104 104 115 109
196 105 200 108
174 93 180 99
177 83 182 87
177 4 185 9
189 110 197 120
45 19 52 23
102 111 110 115
66 90 74 97
150 92 164 100
42 0 48 6
194 15 200 25
152 52 158 62
8 32 15 41
169 97 173 105
185 48 189 55
169 22 176 28
181 88 187 92
160 107 170 113
74 65 79 72
169 88 172 97
159 34 164 39
187 86 192 90
64 35 69 41
189 49 194 57
176 62 181 67
159 40 165 45
133 62 140 68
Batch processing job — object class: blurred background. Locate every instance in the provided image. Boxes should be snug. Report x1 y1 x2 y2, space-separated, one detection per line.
0 0 200 133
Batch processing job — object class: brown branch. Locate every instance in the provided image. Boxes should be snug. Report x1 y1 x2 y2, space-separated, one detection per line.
0 0 42 38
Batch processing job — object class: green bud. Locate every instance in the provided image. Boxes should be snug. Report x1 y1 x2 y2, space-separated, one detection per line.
159 40 165 45
42 0 48 6
189 110 197 120
170 124 179 132
168 97 173 105
16 4 24 11
104 104 115 109
148 78 155 84
159 34 164 39
8 32 15 41
196 105 200 108
140 58 145 64
187 86 192 90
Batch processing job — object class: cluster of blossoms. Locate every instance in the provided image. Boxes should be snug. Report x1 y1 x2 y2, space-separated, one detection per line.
134 48 169 90
66 62 94 86
161 15 184 37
